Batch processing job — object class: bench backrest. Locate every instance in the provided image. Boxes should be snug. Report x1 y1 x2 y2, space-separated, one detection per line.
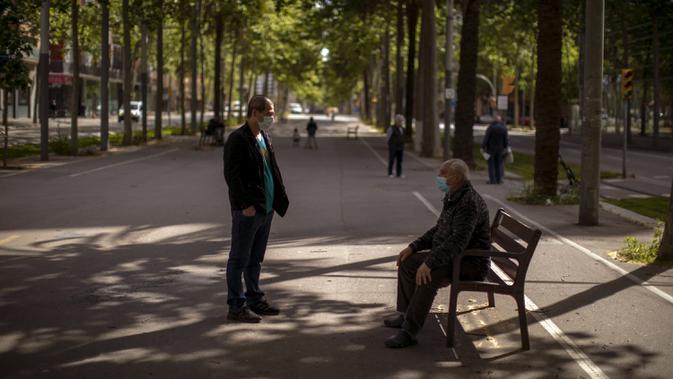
489 208 541 288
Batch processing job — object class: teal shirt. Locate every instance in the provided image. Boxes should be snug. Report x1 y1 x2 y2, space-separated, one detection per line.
256 133 275 213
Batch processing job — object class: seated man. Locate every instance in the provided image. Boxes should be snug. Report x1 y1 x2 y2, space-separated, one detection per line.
384 159 491 348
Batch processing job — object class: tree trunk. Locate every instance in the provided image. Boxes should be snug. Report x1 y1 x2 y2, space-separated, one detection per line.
3 90 8 168
419 0 436 157
100 0 109 150
200 23 206 127
640 70 648 136
620 9 630 144
363 68 371 121
190 0 199 133
452 0 480 167
381 16 391 128
652 12 661 143
70 0 80 154
140 23 148 143
39 0 49 161
659 177 673 260
179 21 185 134
533 0 561 197
237 56 245 123
404 0 418 140
155 2 164 139
122 0 133 145
263 72 269 96
227 30 238 122
395 0 405 117
514 67 520 129
442 0 454 160
529 44 536 129
213 10 223 122
579 0 604 226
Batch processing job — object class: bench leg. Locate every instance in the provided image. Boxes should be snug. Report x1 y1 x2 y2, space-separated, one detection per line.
446 287 459 348
516 295 530 350
487 291 495 307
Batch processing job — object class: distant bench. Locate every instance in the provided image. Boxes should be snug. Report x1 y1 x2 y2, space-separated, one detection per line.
440 208 542 350
346 125 359 140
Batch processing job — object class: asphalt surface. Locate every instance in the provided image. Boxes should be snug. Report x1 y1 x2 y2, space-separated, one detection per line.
1 116 673 378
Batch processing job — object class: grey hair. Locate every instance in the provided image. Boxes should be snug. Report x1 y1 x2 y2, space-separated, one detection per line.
395 114 405 125
443 159 470 180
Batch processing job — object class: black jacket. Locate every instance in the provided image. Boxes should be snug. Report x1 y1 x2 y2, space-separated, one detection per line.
481 121 509 155
409 181 490 271
223 123 289 217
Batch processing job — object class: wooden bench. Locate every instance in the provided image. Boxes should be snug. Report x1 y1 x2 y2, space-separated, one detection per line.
444 208 541 350
346 125 359 139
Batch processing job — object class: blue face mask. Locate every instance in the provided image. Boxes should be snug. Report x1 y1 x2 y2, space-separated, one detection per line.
435 176 450 193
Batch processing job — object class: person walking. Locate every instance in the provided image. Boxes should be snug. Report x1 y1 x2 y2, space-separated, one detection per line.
383 159 491 348
222 95 289 323
481 115 509 184
305 116 318 149
387 114 406 178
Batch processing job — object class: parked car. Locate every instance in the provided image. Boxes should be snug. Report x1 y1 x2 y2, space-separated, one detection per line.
289 102 303 114
118 101 142 122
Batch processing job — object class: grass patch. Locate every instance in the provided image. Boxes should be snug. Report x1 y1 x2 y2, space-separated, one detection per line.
471 144 620 181
508 182 579 205
603 196 670 221
614 222 666 265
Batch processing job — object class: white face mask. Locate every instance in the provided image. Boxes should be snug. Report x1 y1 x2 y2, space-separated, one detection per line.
259 116 274 131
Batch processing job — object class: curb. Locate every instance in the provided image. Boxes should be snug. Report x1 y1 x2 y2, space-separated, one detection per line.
599 200 658 228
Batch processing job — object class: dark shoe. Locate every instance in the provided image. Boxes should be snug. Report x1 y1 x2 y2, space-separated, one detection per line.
384 331 418 348
227 306 262 323
383 314 404 328
249 301 280 316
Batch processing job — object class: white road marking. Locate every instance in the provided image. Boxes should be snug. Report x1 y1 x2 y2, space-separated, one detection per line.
414 191 608 379
69 148 179 177
482 194 673 307
358 138 388 166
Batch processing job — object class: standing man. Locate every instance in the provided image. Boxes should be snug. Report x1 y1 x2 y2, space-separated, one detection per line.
481 115 509 184
384 159 491 348
305 116 318 149
223 95 289 323
387 114 406 178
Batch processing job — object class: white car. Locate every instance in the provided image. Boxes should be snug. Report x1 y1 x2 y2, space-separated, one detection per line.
118 101 142 122
289 102 303 114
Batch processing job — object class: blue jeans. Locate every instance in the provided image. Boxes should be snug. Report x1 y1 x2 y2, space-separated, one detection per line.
487 152 505 184
226 209 274 310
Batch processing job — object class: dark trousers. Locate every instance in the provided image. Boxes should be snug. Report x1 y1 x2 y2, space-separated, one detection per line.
487 152 505 184
397 252 487 336
226 209 274 310
388 149 404 176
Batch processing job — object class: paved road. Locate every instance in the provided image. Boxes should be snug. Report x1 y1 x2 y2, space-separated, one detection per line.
1 118 673 378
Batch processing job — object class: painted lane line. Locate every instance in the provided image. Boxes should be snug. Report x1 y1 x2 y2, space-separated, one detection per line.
482 194 673 307
69 148 179 178
358 138 388 167
0 235 19 246
414 191 608 379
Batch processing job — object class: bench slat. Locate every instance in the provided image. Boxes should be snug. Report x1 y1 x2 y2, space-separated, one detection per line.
492 228 526 253
500 213 537 242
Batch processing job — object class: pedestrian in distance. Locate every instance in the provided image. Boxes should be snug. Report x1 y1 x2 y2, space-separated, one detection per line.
480 114 510 184
387 114 406 178
383 159 491 348
222 95 290 323
305 116 318 149
292 127 300 147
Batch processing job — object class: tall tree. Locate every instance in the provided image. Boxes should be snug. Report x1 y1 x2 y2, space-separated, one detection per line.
579 0 604 225
70 0 80 154
419 0 437 157
122 0 133 145
404 0 418 139
452 0 480 167
394 0 404 117
140 22 149 143
381 14 391 128
155 0 164 139
100 0 110 150
533 0 562 197
190 0 199 133
213 8 223 121
179 18 186 134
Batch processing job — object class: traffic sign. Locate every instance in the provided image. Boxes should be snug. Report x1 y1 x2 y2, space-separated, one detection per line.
621 68 633 99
